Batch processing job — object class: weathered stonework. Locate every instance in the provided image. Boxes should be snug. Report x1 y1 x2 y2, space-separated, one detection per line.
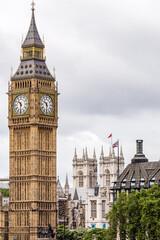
8 5 58 240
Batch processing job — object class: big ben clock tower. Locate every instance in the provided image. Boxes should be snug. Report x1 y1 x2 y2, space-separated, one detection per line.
8 2 58 240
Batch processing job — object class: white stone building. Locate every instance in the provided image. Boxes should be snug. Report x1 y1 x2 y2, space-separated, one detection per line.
73 148 97 189
57 146 125 229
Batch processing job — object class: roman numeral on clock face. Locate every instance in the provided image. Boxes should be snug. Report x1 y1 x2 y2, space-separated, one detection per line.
40 95 53 115
14 95 28 115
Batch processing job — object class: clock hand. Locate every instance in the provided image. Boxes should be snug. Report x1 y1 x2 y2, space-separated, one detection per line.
44 101 48 110
45 101 48 107
19 101 22 114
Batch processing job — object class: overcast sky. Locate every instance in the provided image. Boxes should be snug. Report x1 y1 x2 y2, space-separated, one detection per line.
1 0 160 186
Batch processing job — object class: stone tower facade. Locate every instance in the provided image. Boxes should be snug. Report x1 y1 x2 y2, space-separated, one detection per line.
73 148 97 189
8 3 58 240
99 146 125 203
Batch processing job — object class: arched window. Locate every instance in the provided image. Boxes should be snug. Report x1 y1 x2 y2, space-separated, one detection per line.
106 169 110 186
89 171 93 188
79 172 83 188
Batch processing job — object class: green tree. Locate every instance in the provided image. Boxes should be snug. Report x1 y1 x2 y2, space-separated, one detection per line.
106 193 127 239
57 225 73 240
72 227 86 240
83 228 108 240
0 188 9 197
106 184 160 240
125 190 142 240
139 185 160 240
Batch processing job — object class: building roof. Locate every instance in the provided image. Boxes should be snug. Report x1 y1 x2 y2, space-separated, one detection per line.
114 161 160 189
69 188 94 202
57 179 65 199
22 7 44 48
114 140 160 190
11 4 54 81
73 188 79 200
11 59 54 81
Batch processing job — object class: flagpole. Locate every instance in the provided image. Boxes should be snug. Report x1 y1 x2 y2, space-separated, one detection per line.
117 139 120 179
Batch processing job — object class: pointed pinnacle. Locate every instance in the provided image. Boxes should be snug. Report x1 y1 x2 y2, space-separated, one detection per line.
82 149 85 159
101 146 104 157
65 174 69 186
112 147 115 156
120 146 123 157
85 147 88 158
109 147 111 157
74 148 77 159
10 66 13 78
31 0 35 11
93 148 96 158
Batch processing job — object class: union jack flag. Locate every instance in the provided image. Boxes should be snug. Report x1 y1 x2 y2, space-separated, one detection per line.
112 141 118 148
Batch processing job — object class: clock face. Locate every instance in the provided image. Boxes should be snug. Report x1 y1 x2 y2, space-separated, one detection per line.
14 95 28 115
40 95 53 115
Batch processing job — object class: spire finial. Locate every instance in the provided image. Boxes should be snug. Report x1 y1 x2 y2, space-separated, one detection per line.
120 146 123 157
85 147 88 158
21 35 24 45
53 67 56 79
112 146 115 157
43 35 45 44
10 66 13 78
93 148 96 159
109 147 111 157
82 149 85 159
65 174 69 186
101 146 104 157
74 148 77 159
31 0 35 11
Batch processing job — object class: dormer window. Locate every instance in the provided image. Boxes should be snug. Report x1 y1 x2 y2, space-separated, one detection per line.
131 178 136 187
140 178 145 186
121 178 126 187
150 177 155 186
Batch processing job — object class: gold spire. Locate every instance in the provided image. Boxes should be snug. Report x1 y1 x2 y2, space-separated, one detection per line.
31 0 35 11
53 67 56 79
21 35 24 45
10 66 13 78
43 35 45 45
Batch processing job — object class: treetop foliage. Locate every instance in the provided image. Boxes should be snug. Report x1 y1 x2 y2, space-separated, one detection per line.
0 188 9 197
106 184 160 240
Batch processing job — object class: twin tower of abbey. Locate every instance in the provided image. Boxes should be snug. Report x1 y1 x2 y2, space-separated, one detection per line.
8 3 57 240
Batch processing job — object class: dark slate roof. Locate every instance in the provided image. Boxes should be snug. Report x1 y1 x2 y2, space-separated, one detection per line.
73 188 79 200
22 9 44 48
68 188 94 202
57 179 65 199
114 161 160 190
113 140 160 190
11 59 54 81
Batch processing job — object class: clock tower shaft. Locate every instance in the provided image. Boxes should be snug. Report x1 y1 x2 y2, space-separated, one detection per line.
8 3 58 240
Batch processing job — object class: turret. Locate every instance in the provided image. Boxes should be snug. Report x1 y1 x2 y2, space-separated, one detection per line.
120 146 123 157
64 174 69 198
109 147 112 157
82 149 85 159
93 148 96 159
112 146 115 157
100 146 104 158
73 148 77 161
85 147 88 159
